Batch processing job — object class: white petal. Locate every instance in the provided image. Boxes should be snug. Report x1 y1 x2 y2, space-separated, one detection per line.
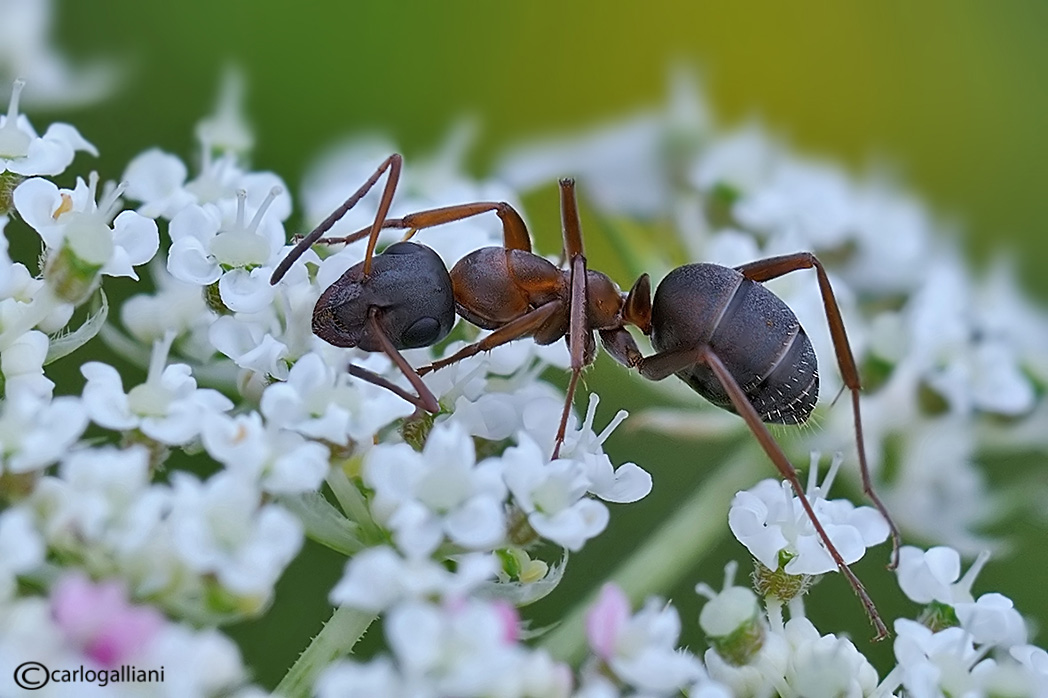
141 403 202 445
41 123 98 156
531 499 609 551
168 237 220 285
123 148 187 204
217 267 276 313
80 361 137 430
588 459 652 504
11 136 73 176
169 204 220 245
11 177 64 245
444 497 506 549
111 210 160 266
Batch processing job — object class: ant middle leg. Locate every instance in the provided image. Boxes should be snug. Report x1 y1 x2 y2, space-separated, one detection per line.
734 252 900 569
416 302 563 376
322 200 534 253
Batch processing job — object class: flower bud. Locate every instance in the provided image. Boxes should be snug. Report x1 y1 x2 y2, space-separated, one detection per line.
700 586 764 666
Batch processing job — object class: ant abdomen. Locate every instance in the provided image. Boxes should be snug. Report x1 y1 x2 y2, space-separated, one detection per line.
313 241 455 351
650 263 819 425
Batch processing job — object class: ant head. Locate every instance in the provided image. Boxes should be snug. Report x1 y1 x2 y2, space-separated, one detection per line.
313 242 456 352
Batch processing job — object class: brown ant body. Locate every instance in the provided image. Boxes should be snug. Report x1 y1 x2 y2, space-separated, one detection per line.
271 153 899 639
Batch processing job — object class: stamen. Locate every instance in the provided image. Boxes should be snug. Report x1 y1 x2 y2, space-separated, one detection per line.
694 583 716 600
87 171 100 207
98 180 128 222
234 189 247 230
247 186 283 234
581 393 599 436
595 409 629 446
806 451 821 495
957 550 992 594
0 80 31 157
6 79 25 121
722 559 738 588
821 452 844 496
147 331 177 386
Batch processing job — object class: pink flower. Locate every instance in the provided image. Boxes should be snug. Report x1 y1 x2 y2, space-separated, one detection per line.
586 583 630 660
51 573 164 668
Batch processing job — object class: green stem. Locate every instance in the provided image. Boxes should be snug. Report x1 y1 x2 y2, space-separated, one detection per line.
275 605 377 698
326 466 381 540
540 445 763 663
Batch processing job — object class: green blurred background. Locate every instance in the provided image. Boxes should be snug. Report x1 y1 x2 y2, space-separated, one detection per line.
36 0 1048 687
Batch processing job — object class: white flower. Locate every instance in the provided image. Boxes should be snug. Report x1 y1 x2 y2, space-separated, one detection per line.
209 312 289 379
13 173 158 279
729 453 889 575
781 617 878 698
0 507 44 600
201 411 330 494
122 148 197 219
143 624 252 698
124 133 289 221
195 66 254 155
0 3 116 108
696 562 761 641
1 329 52 399
502 433 609 552
167 471 303 598
556 393 652 504
364 422 507 557
0 79 97 176
120 260 214 347
167 186 285 313
329 546 495 612
36 446 152 550
955 593 1027 649
0 392 86 474
893 618 981 698
81 333 232 445
260 351 414 447
585 583 704 693
316 658 404 698
896 545 987 606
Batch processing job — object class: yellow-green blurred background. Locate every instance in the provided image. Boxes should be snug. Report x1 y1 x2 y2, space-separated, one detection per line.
37 0 1048 687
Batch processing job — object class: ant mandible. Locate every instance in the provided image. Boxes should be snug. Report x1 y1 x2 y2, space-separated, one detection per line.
271 154 898 639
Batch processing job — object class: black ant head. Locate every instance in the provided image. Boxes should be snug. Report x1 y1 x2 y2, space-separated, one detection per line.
313 242 456 352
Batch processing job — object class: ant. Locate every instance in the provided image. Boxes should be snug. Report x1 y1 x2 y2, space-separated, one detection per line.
271 153 899 639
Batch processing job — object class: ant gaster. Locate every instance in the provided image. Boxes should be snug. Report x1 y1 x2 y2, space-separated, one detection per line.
271 154 899 640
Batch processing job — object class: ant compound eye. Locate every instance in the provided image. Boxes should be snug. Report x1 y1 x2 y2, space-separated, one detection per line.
400 316 443 348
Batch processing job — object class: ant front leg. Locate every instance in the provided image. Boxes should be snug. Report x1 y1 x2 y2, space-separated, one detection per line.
270 154 402 284
417 302 563 376
735 252 901 569
354 308 441 413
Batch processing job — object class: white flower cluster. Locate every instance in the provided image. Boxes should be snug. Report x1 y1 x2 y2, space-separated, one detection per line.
3 9 1048 693
0 71 649 696
498 69 1048 556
